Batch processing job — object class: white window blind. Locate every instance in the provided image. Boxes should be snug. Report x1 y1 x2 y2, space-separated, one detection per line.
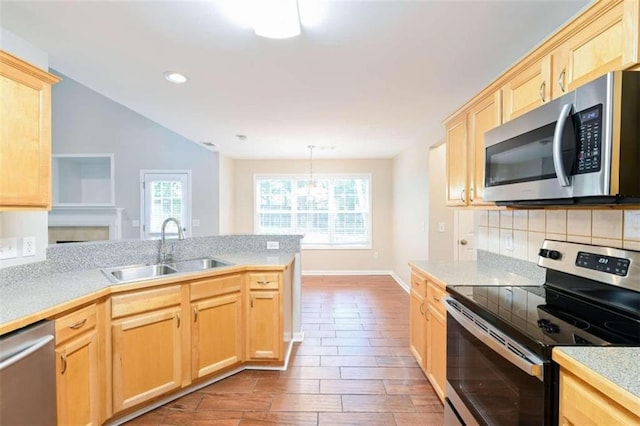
255 174 371 248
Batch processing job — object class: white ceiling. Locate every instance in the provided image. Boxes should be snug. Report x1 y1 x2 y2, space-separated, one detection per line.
1 0 590 159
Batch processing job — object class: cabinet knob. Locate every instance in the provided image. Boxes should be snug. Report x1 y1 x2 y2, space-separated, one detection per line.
460 189 465 203
60 352 67 375
460 240 468 246
539 81 546 102
257 280 271 285
193 307 198 322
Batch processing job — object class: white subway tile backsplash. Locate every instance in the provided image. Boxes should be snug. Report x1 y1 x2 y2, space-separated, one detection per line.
567 210 591 237
475 208 638 263
623 240 640 251
489 211 500 228
546 210 567 235
476 210 489 227
591 237 623 249
513 210 528 230
528 210 545 232
527 231 546 262
592 210 623 239
567 234 591 244
500 211 513 229
623 210 640 241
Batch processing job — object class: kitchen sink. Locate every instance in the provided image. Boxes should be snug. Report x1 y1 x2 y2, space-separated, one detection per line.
103 264 178 283
102 258 233 283
169 258 231 273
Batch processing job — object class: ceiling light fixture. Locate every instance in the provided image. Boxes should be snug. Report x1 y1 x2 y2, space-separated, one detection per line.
163 71 188 84
253 0 300 39
305 144 325 205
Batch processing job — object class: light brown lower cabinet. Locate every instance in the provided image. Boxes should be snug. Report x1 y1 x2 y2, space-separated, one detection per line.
55 304 100 426
111 286 183 412
247 290 281 360
191 292 242 379
559 368 640 425
409 268 447 403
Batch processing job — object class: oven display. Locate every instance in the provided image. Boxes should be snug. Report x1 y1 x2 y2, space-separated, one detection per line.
575 252 630 276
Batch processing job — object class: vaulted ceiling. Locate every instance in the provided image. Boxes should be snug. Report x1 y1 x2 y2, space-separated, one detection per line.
1 0 590 159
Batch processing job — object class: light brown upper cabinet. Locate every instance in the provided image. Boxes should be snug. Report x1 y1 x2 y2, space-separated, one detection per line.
552 0 638 98
445 114 468 206
467 91 502 205
501 55 551 123
0 50 60 210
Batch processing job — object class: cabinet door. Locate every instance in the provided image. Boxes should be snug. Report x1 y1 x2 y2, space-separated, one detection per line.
112 307 182 412
56 330 100 426
247 291 280 360
445 114 468 206
0 51 59 210
559 369 640 426
426 307 446 402
502 55 551 122
553 1 634 97
192 292 242 380
409 289 427 370
467 91 501 205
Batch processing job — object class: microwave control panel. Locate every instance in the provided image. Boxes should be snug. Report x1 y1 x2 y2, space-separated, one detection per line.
575 105 602 174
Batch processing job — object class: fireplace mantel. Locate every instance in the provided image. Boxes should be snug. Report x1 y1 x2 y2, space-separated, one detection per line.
48 207 124 240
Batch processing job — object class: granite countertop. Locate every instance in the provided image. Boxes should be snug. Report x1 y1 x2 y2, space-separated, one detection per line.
0 252 296 334
409 252 545 288
553 346 640 404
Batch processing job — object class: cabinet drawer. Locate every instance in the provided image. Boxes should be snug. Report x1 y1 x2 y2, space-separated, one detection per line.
427 281 446 317
190 274 242 301
55 304 97 344
111 285 181 319
248 273 280 290
411 273 427 297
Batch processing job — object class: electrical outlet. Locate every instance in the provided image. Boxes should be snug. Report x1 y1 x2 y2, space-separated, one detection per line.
0 237 18 259
22 236 36 257
504 233 514 251
266 241 279 250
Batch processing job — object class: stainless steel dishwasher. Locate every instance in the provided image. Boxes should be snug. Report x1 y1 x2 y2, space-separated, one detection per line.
0 320 56 425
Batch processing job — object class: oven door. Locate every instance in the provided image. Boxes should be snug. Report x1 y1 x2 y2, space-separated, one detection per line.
444 297 553 426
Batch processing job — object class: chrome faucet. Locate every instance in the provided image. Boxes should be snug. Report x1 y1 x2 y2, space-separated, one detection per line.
160 217 185 264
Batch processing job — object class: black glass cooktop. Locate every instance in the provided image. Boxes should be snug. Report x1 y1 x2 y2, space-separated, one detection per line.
446 282 640 358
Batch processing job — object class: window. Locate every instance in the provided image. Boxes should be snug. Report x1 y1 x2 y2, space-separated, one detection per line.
141 171 191 239
255 174 371 248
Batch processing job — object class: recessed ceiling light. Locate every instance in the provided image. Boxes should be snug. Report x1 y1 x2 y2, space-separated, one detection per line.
201 142 216 147
163 71 188 84
236 134 248 141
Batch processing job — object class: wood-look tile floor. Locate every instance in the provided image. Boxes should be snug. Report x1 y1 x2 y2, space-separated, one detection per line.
126 275 444 425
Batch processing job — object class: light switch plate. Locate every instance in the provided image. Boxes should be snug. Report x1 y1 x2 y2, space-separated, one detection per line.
0 237 18 259
267 241 279 250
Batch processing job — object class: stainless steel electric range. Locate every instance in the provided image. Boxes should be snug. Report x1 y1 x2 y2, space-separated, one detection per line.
443 240 640 426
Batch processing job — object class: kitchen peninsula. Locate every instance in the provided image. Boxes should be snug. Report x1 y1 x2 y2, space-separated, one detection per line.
0 234 302 424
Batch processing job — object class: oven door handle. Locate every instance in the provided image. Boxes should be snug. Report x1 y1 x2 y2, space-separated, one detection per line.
444 297 544 381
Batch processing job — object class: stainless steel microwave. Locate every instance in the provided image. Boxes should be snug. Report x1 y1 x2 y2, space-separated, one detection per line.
483 71 639 206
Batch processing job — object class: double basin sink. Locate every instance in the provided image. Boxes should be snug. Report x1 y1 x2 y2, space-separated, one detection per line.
102 258 232 284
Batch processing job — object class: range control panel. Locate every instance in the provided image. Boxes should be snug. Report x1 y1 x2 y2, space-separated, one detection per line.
575 104 603 174
576 251 630 276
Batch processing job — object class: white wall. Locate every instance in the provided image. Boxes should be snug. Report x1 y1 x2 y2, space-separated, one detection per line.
428 143 455 261
233 159 394 273
0 28 50 268
51 70 220 239
390 141 429 286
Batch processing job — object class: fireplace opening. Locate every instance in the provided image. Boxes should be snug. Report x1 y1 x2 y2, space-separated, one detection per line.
48 226 110 244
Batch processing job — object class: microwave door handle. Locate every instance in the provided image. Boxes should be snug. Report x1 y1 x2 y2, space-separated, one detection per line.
553 103 573 187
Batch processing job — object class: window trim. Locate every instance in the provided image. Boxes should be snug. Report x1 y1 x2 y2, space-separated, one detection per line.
254 173 372 250
139 169 192 240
